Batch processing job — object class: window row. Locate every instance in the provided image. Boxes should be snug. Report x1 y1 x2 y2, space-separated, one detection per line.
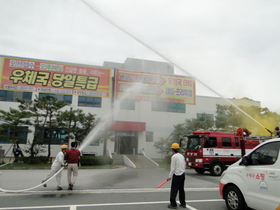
0 90 102 108
0 90 186 113
0 127 98 146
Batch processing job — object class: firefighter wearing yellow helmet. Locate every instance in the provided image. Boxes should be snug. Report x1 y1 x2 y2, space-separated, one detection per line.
41 145 68 190
167 142 186 209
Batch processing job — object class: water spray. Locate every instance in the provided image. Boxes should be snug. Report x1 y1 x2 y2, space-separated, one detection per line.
79 83 145 151
80 0 272 134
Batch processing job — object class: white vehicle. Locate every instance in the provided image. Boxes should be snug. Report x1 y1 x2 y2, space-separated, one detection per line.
219 138 280 210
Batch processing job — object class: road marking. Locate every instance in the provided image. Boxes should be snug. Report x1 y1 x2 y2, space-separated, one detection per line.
0 199 224 210
0 187 219 196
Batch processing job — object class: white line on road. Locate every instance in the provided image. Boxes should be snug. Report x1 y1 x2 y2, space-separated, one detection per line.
0 187 219 196
0 199 224 210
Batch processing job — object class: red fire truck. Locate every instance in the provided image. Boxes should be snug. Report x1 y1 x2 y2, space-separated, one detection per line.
183 128 273 176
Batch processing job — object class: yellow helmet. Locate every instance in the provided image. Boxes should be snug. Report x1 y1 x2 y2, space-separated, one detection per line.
170 143 180 149
61 145 68 149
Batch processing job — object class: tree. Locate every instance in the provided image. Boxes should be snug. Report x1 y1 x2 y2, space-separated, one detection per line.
27 96 68 157
57 108 97 147
186 113 214 132
94 130 115 155
0 96 98 158
238 106 280 135
215 104 280 135
154 113 214 158
0 105 32 144
154 136 172 159
215 104 242 132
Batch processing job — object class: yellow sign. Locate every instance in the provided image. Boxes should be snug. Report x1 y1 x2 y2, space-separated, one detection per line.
115 69 195 104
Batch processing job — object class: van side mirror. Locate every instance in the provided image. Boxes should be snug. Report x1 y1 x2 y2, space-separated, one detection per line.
240 156 249 166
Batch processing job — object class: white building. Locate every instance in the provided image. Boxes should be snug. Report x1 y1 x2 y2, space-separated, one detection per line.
0 56 260 159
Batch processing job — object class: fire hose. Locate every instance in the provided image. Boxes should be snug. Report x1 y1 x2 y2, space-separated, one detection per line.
0 162 12 168
0 166 65 193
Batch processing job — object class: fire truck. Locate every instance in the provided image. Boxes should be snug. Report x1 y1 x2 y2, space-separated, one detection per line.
182 128 273 176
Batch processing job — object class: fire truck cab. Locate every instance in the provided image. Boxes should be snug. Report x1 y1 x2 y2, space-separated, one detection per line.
184 129 262 176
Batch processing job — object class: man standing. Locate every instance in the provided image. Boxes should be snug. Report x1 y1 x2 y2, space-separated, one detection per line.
12 145 20 163
42 144 68 190
65 141 81 190
167 143 186 209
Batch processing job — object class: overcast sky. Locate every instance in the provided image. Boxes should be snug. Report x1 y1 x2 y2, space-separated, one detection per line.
1 0 280 113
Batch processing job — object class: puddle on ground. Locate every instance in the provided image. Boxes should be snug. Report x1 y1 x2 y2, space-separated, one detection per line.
42 193 72 198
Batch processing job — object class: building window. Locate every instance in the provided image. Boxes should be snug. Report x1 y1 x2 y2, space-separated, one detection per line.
146 131 153 142
39 93 72 105
0 90 32 102
120 100 135 110
151 101 185 113
36 128 68 145
196 113 214 121
78 96 101 107
0 126 28 144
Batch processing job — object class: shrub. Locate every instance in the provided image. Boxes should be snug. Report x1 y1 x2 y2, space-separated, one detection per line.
80 156 113 166
20 156 50 164
163 155 172 164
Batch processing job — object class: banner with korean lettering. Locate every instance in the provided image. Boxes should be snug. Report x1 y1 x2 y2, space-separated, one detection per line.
115 69 195 104
0 57 112 97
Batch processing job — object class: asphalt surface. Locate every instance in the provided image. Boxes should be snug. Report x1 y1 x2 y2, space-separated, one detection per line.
0 166 227 210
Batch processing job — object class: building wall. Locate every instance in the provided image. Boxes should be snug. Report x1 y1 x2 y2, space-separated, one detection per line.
0 56 261 159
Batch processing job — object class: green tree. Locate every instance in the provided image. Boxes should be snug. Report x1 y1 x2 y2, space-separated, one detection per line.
238 105 280 135
186 113 214 132
154 113 214 158
154 136 172 159
1 96 98 158
215 104 242 132
14 95 67 157
94 130 115 155
0 105 32 144
57 108 97 148
28 96 67 157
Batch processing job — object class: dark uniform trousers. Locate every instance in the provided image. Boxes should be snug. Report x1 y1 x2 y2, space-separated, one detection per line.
170 173 186 207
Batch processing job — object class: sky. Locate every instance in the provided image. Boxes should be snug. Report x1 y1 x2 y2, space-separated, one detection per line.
1 0 280 113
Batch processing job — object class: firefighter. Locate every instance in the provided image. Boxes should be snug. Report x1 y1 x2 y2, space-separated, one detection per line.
42 144 68 190
275 126 280 137
167 143 186 209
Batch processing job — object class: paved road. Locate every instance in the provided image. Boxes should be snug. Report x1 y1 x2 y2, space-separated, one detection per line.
0 167 227 210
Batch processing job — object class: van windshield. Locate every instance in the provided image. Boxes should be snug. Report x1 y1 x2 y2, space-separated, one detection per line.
186 137 202 150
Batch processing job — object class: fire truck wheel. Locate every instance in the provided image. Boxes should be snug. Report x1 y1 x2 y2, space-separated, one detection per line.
225 185 248 210
210 162 223 176
194 168 205 174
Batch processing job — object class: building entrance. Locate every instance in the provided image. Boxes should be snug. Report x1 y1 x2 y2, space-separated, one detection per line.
115 131 138 154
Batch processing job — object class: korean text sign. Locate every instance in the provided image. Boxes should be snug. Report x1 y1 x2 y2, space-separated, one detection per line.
115 69 195 104
0 57 112 97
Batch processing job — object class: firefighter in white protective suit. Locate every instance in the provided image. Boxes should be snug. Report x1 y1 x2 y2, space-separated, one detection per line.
42 144 68 190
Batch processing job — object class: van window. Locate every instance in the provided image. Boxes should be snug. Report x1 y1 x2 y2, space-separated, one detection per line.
222 138 232 147
248 142 280 165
